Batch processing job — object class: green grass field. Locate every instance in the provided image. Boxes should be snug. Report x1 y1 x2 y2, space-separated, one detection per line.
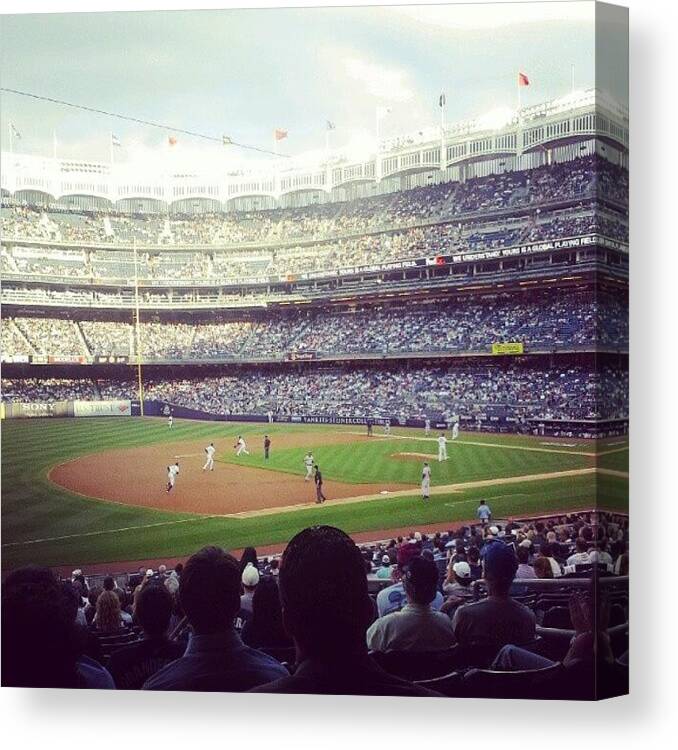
0 417 628 570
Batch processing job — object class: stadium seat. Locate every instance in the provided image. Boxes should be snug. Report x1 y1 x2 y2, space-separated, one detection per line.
462 662 565 700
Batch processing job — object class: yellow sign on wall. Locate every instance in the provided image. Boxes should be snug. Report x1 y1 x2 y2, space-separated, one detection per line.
491 342 524 355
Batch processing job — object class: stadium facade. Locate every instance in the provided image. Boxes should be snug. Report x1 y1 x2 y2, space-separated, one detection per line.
1 90 628 438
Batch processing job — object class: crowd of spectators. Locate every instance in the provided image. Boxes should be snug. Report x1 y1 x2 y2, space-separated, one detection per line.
1 156 627 251
2 362 628 424
1 512 628 696
0 291 628 362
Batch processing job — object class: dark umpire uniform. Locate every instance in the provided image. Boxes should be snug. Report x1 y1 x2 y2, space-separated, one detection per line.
314 465 327 504
264 435 271 460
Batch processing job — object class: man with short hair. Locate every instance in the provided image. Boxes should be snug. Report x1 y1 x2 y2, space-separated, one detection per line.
515 545 537 579
314 464 327 504
366 556 456 652
451 543 536 650
476 499 492 526
143 546 287 691
109 583 184 690
567 538 592 568
250 526 439 696
376 543 444 616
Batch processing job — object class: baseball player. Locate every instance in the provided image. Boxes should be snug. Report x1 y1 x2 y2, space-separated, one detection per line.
424 418 431 436
437 432 448 462
264 435 271 460
234 435 250 456
452 419 460 441
384 418 391 436
421 462 431 500
366 418 373 437
314 465 327 504
166 461 180 493
202 442 216 471
267 410 274 424
303 452 314 481
167 413 173 429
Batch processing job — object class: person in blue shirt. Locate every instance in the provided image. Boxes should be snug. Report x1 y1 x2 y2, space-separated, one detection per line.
476 499 492 526
143 546 287 691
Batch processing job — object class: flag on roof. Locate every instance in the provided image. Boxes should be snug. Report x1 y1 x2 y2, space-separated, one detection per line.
326 120 336 131
10 122 21 139
222 135 233 145
439 93 446 108
274 128 288 141
111 133 121 147
168 135 178 146
518 72 530 87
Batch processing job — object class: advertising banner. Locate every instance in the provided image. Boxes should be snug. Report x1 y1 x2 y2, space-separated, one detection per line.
491 342 525 355
72 400 132 417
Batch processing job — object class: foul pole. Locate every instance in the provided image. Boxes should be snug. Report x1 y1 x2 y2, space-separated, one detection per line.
132 239 145 415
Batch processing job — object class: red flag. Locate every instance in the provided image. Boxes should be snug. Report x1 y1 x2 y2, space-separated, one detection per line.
518 72 530 87
168 135 177 146
274 128 288 141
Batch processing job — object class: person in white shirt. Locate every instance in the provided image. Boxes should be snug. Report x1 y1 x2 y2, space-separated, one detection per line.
303 452 314 481
437 433 448 462
452 420 460 440
424 418 431 436
421 462 431 500
166 462 180 493
167 413 173 429
234 436 249 456
566 538 592 568
367 556 455 652
384 419 391 436
202 442 216 471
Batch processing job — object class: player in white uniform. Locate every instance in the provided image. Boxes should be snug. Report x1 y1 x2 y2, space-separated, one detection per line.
437 433 448 462
384 419 391 436
424 418 431 436
303 452 314 481
203 442 216 471
267 410 274 424
421 462 431 500
168 414 173 429
234 436 250 456
166 462 180 493
452 420 460 440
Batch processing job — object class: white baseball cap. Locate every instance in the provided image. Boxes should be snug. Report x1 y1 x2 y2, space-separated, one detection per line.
241 563 260 587
453 561 472 578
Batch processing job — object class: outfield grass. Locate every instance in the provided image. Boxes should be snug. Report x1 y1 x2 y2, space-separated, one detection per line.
0 417 628 570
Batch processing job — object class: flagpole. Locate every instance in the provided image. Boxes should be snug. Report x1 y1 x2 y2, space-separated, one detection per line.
571 64 576 94
440 95 446 171
8 123 13 155
110 132 114 166
52 130 57 160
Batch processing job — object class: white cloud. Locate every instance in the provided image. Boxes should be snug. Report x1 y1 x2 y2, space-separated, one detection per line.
391 1 593 30
344 57 414 103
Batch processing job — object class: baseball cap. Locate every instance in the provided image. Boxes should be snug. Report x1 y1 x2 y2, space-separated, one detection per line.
453 561 471 579
241 562 260 587
483 543 518 581
489 525 500 536
396 541 421 569
146 569 154 577
382 555 391 564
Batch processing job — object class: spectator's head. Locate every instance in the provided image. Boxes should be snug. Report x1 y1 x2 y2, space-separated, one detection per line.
403 556 439 606
102 575 115 591
576 538 589 554
158 564 167 576
452 561 472 586
174 562 184 576
135 583 174 637
483 544 518 596
534 557 554 579
2 567 82 688
250 576 285 633
468 546 480 566
179 546 241 635
516 546 531 564
95 589 122 631
278 525 373 659
241 562 260 592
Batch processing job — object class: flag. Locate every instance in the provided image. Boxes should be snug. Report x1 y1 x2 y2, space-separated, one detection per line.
518 72 530 87
222 135 233 145
168 135 178 146
111 133 121 147
376 106 392 120
274 128 288 141
10 122 21 139
326 120 336 131
439 93 446 108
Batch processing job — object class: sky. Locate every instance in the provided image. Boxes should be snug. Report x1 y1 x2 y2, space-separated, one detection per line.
0 1 613 168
